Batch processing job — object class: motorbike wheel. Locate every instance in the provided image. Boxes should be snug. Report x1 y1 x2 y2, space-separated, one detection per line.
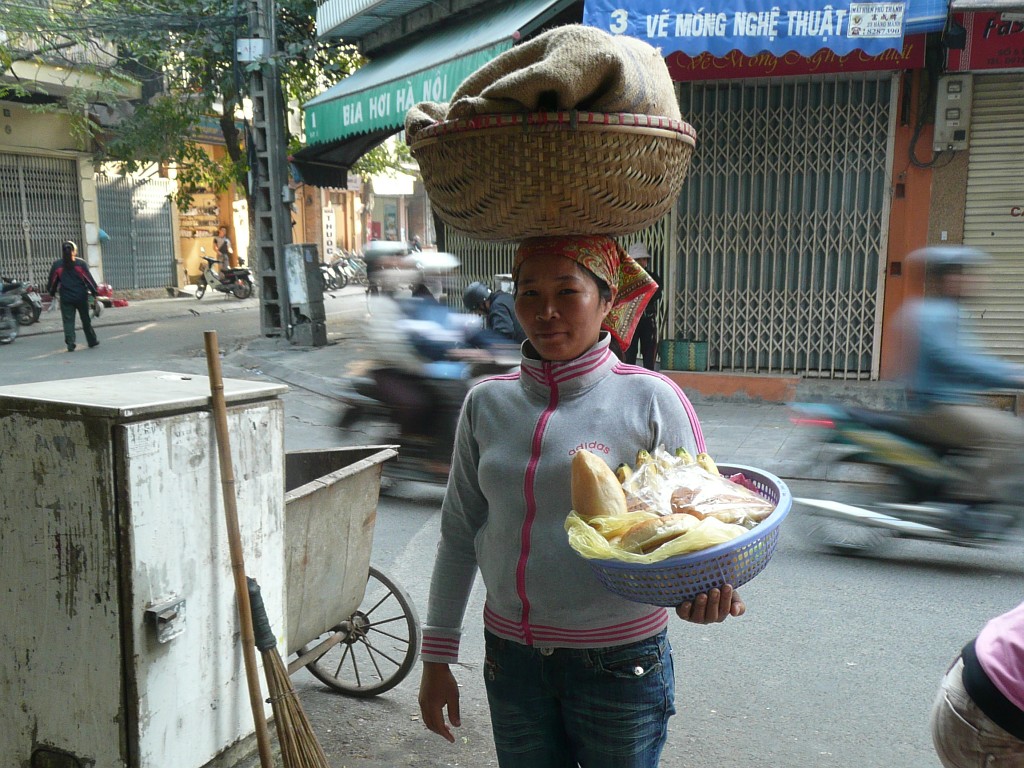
196 278 207 299
91 297 102 318
333 270 350 289
801 510 893 555
232 278 253 299
17 305 35 326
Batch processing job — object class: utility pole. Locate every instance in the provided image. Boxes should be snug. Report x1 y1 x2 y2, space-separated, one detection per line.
242 0 292 337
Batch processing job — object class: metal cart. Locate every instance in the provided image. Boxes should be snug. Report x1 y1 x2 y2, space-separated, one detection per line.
283 445 420 696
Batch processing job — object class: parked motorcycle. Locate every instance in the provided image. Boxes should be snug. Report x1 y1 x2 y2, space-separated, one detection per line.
343 254 369 287
789 401 1024 553
0 287 26 343
1 278 42 325
196 255 253 299
320 253 360 291
319 259 345 291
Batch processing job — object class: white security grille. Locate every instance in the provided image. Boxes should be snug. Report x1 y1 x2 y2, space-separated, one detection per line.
961 74 1024 364
674 75 895 378
440 232 517 307
97 174 176 290
0 152 83 285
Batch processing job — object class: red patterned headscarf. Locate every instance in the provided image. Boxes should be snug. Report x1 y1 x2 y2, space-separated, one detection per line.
513 235 659 349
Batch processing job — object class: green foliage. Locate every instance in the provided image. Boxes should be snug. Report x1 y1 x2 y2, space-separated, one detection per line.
352 141 413 180
0 0 405 205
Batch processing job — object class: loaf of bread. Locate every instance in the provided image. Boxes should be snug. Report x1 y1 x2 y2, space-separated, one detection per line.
571 450 628 520
619 513 698 554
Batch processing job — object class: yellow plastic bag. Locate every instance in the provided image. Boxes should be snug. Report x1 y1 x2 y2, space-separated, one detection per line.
565 511 747 564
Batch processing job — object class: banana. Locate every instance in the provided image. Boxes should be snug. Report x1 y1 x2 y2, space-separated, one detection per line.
696 452 720 476
635 449 653 469
674 447 694 465
615 463 633 484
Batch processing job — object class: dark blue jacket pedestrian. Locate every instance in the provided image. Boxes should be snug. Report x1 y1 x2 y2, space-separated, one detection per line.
47 240 99 352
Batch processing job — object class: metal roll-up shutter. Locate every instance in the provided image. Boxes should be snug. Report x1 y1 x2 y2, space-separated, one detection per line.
962 75 1024 363
0 153 84 285
674 74 895 379
97 174 176 290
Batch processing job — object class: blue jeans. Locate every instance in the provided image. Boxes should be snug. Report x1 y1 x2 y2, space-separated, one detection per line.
483 630 675 768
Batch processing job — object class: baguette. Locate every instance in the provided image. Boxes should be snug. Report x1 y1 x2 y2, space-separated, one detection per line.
571 449 628 521
619 513 698 554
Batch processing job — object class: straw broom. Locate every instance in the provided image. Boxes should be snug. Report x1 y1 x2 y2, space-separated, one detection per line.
248 577 330 768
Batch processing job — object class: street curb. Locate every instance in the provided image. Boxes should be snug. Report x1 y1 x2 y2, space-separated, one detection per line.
229 353 350 402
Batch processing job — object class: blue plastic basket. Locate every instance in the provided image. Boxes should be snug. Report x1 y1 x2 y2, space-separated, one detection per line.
581 464 792 607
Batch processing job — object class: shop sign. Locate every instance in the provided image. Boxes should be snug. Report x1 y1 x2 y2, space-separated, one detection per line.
666 32 924 79
947 12 1024 72
583 0 908 58
305 43 508 143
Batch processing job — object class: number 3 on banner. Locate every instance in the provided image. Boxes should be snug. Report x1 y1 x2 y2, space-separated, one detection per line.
610 9 628 33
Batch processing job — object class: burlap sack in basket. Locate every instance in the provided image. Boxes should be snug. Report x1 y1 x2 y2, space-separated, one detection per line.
405 25 696 241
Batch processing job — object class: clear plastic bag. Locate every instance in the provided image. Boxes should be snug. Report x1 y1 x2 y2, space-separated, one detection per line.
622 447 774 527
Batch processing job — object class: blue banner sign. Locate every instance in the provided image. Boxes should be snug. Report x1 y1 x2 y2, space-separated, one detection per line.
582 0 908 58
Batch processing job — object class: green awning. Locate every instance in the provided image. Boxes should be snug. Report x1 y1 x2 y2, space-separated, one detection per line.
303 0 572 146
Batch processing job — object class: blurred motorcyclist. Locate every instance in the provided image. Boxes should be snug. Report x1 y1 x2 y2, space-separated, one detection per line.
361 284 512 464
462 281 527 344
897 246 1024 524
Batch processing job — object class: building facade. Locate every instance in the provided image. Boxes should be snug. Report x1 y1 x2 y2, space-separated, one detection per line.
299 0 1023 384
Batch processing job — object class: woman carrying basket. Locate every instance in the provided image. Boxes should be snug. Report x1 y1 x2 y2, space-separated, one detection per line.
418 235 744 767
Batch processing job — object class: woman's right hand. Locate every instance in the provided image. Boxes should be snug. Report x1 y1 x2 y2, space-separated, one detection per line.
418 661 461 743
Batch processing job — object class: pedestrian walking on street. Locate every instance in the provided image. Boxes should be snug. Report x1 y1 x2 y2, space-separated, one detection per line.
47 240 99 352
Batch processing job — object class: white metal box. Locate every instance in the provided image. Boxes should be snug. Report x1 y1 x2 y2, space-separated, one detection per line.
0 371 289 768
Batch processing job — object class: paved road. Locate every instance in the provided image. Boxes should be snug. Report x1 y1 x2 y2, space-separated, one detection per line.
6 293 1023 768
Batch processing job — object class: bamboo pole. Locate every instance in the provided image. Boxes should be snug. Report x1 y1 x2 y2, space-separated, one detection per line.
204 330 275 768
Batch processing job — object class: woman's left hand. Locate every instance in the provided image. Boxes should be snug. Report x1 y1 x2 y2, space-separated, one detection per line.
675 585 745 624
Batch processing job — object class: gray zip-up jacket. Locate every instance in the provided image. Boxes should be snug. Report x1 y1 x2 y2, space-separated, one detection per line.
421 334 706 663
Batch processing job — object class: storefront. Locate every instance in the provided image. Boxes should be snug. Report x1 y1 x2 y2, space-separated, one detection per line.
944 6 1024 363
583 0 949 380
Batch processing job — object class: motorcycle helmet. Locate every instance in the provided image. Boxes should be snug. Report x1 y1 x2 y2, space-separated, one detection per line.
462 281 491 311
907 245 989 276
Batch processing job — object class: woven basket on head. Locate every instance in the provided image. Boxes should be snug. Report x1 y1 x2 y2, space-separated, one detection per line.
409 111 696 242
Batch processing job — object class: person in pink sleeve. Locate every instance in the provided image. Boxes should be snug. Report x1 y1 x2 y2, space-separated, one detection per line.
931 599 1024 767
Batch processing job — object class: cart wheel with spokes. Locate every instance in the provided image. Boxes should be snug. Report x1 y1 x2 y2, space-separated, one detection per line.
299 566 420 697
